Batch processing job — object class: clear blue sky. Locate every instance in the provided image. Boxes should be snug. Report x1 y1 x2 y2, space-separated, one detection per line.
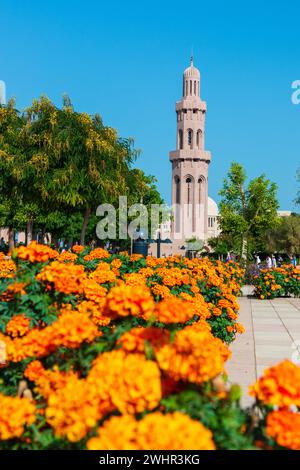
1 0 300 210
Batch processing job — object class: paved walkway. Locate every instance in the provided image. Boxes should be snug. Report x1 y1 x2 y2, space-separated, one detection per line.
226 287 300 407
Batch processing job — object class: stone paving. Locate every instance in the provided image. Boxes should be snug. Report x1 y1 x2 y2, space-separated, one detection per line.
226 287 300 407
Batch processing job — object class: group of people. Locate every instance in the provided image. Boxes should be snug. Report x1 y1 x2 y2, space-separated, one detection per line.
255 254 298 269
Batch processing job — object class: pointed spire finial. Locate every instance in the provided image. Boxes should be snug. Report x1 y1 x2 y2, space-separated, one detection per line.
190 46 194 66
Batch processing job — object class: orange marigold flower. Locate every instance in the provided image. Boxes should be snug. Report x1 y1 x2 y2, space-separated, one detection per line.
36 261 86 295
57 251 78 263
24 360 46 382
72 244 84 254
87 350 161 414
111 258 122 269
104 284 155 319
43 350 161 442
151 283 171 299
82 279 107 303
266 410 300 450
117 327 170 354
46 375 110 442
124 272 147 287
25 360 79 399
155 322 230 384
16 241 58 263
130 254 143 262
6 314 30 337
90 263 117 284
0 393 36 440
212 307 222 316
84 248 110 261
0 258 16 278
1 312 100 363
153 296 196 324
249 360 300 407
235 322 245 334
87 412 215 450
76 300 110 327
145 256 161 267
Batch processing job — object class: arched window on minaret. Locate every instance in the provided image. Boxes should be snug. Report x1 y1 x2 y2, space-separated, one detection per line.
187 129 193 149
175 176 181 204
190 80 192 95
196 129 202 149
175 176 181 232
186 177 192 203
178 129 183 149
186 176 195 230
198 176 206 214
194 81 196 95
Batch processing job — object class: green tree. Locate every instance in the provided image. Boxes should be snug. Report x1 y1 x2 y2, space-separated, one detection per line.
265 213 300 255
0 97 163 248
218 162 279 260
24 96 140 245
0 99 30 250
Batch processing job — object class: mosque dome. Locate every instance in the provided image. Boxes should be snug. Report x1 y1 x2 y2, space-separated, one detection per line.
184 57 200 79
207 197 219 216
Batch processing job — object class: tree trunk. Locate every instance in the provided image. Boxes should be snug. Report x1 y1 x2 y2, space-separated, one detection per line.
8 227 15 252
80 208 91 246
241 235 248 262
26 219 33 245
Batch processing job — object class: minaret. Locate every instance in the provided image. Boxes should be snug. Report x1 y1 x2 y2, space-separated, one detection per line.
169 57 211 245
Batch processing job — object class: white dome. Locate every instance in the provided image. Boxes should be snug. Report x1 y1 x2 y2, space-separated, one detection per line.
208 197 218 216
184 58 200 78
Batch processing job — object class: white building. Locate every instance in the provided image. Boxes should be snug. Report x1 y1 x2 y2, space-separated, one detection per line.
0 80 6 105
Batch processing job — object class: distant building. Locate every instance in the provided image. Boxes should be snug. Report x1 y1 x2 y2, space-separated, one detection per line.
207 197 220 239
0 80 6 105
278 210 292 217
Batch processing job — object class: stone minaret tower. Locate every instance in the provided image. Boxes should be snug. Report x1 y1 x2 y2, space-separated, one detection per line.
169 57 211 246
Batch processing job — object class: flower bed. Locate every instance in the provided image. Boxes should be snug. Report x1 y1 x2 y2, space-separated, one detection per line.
0 243 299 450
253 265 300 299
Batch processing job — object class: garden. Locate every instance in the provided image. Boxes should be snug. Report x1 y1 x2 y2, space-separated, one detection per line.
253 265 300 299
0 243 300 450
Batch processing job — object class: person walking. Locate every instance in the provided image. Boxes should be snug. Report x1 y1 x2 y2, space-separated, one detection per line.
271 254 277 268
266 256 272 269
255 254 261 269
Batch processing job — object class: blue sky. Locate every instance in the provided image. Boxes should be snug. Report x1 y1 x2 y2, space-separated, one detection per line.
1 0 300 210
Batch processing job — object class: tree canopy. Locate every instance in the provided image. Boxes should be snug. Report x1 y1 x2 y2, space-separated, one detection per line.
265 213 300 255
0 96 163 248
218 162 279 260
